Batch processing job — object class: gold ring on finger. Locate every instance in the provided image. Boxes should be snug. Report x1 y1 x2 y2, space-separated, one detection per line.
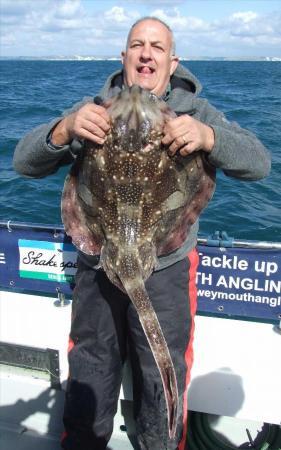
182 135 186 145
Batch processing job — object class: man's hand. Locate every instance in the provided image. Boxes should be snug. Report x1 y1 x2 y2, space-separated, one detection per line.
162 115 215 156
51 103 110 146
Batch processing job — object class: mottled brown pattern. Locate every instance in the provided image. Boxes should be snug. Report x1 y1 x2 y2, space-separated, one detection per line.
61 86 215 439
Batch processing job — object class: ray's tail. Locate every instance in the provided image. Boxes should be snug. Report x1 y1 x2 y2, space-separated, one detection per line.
120 272 179 439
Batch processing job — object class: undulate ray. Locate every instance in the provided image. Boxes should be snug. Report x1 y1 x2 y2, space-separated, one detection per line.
61 85 216 439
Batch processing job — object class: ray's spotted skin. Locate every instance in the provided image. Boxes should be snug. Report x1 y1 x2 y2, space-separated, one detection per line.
61 85 216 439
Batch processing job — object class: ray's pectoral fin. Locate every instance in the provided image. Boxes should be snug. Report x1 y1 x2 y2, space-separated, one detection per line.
61 173 102 255
120 270 178 439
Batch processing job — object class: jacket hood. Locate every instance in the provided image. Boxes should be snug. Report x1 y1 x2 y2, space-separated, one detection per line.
171 63 202 95
97 63 202 112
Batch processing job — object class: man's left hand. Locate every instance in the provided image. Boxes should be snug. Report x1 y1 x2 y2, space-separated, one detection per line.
162 115 215 156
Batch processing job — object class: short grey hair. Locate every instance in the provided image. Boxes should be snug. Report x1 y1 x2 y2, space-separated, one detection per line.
126 16 176 56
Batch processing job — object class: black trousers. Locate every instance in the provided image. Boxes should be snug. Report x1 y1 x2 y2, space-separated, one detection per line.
61 249 198 450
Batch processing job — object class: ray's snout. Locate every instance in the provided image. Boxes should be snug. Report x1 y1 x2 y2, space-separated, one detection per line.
108 85 163 131
106 85 164 152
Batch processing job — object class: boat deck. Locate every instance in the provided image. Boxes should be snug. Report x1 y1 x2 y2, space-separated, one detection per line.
0 370 135 450
1 410 274 450
0 426 134 450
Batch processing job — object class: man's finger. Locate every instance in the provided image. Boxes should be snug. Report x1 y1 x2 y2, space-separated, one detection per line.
167 133 191 152
179 143 196 156
83 119 108 138
82 104 110 129
88 103 110 117
89 113 110 132
77 128 105 145
162 133 174 146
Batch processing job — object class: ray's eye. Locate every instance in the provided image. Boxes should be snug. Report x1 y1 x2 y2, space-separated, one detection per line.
114 120 127 138
139 120 151 144
140 120 151 133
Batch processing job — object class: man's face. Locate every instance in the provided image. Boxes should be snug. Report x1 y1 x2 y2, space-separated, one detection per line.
121 20 179 97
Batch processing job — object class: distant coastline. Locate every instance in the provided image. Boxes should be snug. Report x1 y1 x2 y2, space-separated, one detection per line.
1 55 281 62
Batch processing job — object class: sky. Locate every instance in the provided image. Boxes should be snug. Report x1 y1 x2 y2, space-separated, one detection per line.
1 0 281 58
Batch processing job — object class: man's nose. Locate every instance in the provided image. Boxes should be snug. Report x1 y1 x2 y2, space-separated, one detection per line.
140 43 152 60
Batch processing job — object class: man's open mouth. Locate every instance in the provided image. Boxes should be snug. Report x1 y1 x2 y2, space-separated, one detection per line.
137 66 155 74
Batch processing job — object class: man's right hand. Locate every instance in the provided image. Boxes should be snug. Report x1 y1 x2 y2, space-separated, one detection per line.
51 103 111 146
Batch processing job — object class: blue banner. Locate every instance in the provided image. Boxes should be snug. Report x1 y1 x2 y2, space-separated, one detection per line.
196 246 280 323
0 223 280 323
0 224 76 294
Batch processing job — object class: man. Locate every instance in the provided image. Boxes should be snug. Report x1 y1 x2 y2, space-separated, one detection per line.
13 17 270 450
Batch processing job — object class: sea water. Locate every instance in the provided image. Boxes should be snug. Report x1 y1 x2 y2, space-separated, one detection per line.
0 60 280 241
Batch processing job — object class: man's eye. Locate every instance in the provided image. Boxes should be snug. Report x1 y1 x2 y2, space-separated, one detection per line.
131 43 141 48
153 45 164 51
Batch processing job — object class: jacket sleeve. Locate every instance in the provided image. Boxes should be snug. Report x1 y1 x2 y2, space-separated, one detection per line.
195 98 271 180
13 97 93 178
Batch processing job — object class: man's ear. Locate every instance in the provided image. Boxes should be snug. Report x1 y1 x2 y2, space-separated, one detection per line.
121 51 126 65
170 56 179 75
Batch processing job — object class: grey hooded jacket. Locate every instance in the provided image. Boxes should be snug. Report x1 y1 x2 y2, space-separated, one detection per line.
13 64 271 270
